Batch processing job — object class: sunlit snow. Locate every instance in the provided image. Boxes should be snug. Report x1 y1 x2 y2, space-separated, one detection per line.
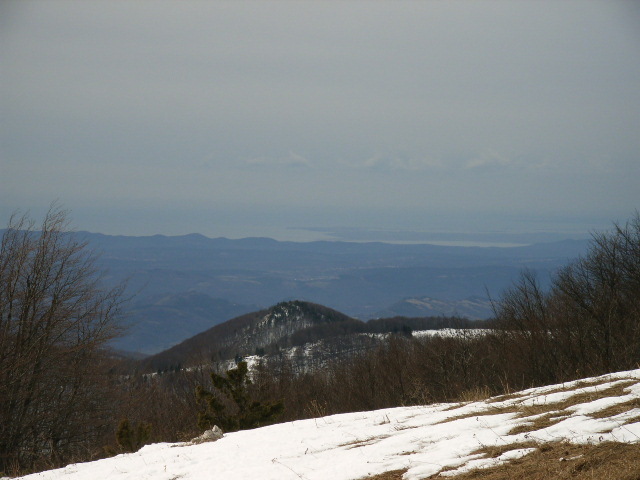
16 369 640 480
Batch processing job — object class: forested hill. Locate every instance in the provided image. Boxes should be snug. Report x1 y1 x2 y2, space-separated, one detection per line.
138 300 484 373
139 301 350 371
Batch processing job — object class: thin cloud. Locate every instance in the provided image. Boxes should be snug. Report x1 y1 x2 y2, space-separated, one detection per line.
464 150 514 171
244 151 313 169
360 154 444 172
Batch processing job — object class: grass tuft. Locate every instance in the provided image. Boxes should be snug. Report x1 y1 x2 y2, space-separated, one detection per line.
425 441 640 479
360 469 407 479
439 380 636 426
589 397 640 420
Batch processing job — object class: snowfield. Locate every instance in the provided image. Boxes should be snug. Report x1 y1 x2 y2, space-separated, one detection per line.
17 369 640 480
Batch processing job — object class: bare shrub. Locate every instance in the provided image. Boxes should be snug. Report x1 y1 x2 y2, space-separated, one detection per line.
0 205 125 474
493 212 640 387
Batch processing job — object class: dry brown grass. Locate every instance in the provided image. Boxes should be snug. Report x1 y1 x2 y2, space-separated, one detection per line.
458 386 493 403
426 441 640 479
486 392 520 404
442 402 467 412
468 440 541 459
339 435 390 450
507 413 567 435
538 377 620 396
487 376 635 404
360 470 407 480
439 381 636 427
361 377 640 480
589 397 640 420
436 404 520 424
360 442 640 479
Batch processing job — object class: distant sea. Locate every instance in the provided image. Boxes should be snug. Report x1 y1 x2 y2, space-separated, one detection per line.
188 224 591 247
69 205 613 247
176 211 605 246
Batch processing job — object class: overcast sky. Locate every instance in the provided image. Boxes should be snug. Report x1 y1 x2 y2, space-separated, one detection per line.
1 1 639 240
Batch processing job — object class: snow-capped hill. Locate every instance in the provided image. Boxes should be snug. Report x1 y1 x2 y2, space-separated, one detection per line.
19 369 640 480
251 301 342 346
140 300 354 372
140 299 487 374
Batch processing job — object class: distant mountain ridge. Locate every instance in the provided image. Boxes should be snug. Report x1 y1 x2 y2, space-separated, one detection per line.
75 231 589 354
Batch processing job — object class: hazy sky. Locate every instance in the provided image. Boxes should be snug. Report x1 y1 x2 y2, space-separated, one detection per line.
2 1 639 240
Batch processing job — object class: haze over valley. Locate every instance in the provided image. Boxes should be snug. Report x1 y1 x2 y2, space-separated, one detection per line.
85 230 590 354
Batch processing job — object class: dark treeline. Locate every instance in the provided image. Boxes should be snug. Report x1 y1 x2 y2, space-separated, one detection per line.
264 315 483 351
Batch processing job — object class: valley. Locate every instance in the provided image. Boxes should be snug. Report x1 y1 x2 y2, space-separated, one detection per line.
85 232 588 354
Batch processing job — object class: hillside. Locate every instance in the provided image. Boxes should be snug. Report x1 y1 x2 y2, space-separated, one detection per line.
139 300 484 373
17 368 640 480
140 300 355 371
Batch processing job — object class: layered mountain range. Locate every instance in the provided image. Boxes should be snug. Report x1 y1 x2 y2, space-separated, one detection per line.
82 232 588 355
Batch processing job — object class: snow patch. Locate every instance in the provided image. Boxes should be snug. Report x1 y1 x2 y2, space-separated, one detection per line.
16 369 640 480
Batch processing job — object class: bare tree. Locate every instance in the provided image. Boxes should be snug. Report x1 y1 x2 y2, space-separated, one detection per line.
554 212 640 375
0 205 125 474
492 270 568 384
492 212 640 383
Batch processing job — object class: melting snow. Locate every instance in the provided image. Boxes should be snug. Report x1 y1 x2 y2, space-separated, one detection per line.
16 369 640 480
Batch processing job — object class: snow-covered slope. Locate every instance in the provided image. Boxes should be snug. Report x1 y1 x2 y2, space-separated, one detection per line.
17 370 640 480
